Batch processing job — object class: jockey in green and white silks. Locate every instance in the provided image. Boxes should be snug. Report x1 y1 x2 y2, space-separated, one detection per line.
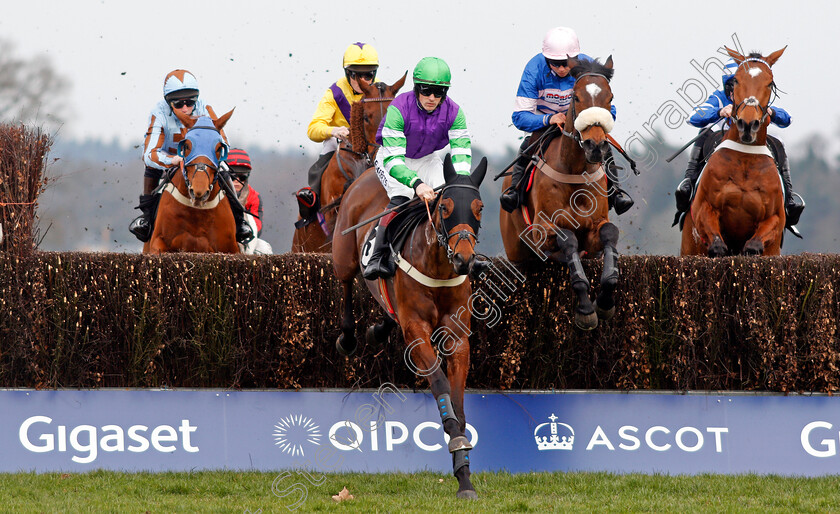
363 56 472 280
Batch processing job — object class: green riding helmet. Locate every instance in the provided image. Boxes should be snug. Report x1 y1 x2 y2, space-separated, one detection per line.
412 57 451 86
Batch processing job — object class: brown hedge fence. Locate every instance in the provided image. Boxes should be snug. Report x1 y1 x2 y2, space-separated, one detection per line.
0 252 838 392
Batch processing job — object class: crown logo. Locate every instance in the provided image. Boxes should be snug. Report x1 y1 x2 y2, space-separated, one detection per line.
534 414 574 451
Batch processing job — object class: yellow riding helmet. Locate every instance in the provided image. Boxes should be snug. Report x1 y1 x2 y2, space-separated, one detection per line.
343 42 379 72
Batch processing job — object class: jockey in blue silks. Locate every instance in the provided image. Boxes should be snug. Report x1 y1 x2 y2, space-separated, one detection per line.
501 26 634 216
674 58 804 229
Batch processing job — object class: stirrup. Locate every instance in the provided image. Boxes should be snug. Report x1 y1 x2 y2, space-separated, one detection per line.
237 223 255 245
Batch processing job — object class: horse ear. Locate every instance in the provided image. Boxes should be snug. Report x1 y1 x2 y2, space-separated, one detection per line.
603 55 614 69
470 157 488 187
765 46 787 67
391 72 408 94
725 46 745 64
213 108 235 131
359 79 377 97
443 153 456 183
173 108 196 129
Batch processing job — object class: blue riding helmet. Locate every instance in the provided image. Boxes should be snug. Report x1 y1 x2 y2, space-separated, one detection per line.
721 58 738 88
177 116 228 167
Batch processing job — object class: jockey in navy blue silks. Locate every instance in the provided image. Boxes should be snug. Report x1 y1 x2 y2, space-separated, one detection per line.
674 58 804 230
501 27 633 216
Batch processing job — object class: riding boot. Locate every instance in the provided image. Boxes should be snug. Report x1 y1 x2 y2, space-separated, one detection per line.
296 151 335 221
218 172 255 244
779 152 805 227
129 176 161 242
675 142 704 213
363 210 399 280
604 147 634 215
500 138 532 213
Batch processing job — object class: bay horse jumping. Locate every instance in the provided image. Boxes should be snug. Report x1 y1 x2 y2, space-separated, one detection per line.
332 156 488 499
499 57 620 330
144 109 237 254
291 74 407 253
681 47 787 256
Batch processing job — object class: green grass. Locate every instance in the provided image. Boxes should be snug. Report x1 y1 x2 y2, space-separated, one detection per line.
1 470 839 513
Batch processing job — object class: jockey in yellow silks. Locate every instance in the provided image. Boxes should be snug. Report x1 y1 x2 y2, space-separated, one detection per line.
294 42 380 224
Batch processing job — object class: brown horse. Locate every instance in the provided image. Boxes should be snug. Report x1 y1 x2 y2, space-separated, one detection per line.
500 57 620 330
332 155 488 499
681 47 787 257
291 74 407 253
144 109 237 254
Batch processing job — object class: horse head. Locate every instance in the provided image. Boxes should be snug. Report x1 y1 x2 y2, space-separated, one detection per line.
350 73 407 155
725 46 786 144
173 108 234 204
568 56 615 164
436 155 488 276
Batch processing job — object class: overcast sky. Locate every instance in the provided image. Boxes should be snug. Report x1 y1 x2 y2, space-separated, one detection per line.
2 0 838 163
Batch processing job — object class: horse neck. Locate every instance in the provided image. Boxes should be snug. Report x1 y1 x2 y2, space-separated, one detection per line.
404 217 456 280
543 118 589 174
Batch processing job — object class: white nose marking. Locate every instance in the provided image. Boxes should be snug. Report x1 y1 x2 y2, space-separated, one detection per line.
585 83 601 99
748 67 762 77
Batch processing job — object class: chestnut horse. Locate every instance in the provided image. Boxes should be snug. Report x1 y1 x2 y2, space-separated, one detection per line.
332 156 488 499
681 47 787 256
291 74 407 253
500 57 620 330
144 109 237 254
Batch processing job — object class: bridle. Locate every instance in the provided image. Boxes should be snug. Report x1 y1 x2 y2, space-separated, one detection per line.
177 122 226 199
429 184 481 263
559 72 612 149
730 57 777 128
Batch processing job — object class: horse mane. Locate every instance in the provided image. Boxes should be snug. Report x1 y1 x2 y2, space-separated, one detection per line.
348 82 386 153
570 59 614 81
349 101 366 152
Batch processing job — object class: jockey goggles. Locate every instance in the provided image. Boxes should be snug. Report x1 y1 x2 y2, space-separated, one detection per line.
171 98 197 109
349 70 376 81
545 57 569 68
417 84 448 98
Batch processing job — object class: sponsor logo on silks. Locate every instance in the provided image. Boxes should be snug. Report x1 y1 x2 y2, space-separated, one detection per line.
534 414 574 451
19 416 199 464
273 414 322 457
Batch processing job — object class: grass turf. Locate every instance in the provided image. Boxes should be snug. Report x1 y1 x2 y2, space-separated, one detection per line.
1 470 839 512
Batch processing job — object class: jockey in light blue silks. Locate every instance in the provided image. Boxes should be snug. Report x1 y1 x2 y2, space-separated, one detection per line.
129 69 253 244
501 27 633 216
674 58 804 230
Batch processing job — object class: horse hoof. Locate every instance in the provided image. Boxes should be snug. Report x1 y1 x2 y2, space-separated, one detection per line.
457 489 478 500
365 325 378 346
575 312 598 331
336 334 357 357
448 435 473 453
743 240 764 256
596 304 615 321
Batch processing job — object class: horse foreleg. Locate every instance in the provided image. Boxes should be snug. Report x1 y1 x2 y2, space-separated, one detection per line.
692 203 728 257
404 322 475 499
745 214 783 256
443 333 476 499
550 229 597 330
336 280 357 356
595 222 619 320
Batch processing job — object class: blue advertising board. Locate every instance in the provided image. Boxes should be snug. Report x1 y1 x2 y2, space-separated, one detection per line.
2 388 840 475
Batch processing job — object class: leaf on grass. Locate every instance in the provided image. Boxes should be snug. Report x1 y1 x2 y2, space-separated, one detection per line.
332 486 354 502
